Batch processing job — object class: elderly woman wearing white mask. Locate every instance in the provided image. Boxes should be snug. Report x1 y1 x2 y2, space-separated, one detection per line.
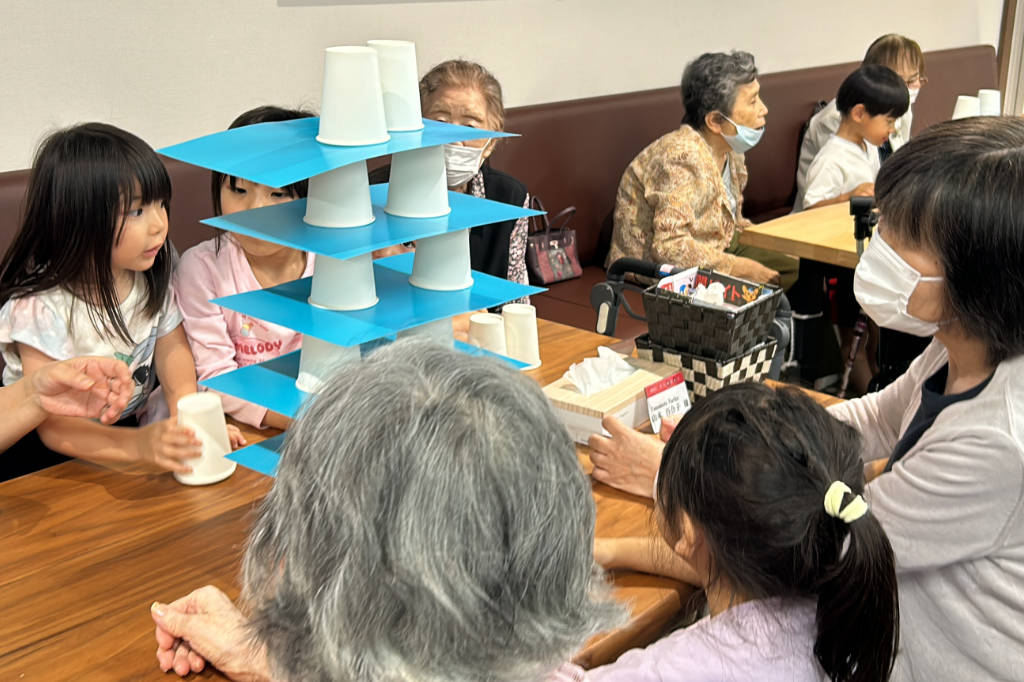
589 116 1024 682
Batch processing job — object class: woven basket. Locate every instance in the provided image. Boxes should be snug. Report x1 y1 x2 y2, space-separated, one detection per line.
635 334 777 400
642 269 782 361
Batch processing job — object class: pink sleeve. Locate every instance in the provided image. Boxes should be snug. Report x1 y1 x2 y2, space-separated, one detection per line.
174 247 269 429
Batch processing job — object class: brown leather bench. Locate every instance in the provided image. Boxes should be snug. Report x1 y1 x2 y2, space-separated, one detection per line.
0 45 997 345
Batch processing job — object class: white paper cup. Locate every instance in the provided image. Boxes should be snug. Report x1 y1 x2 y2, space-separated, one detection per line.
397 317 453 347
409 229 473 291
317 46 390 147
952 95 981 120
978 89 1002 116
296 335 361 393
173 392 236 486
367 39 423 132
309 252 378 310
502 303 541 370
468 313 507 354
384 146 451 218
304 161 375 228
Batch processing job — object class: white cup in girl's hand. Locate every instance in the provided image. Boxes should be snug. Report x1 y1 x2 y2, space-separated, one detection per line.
173 392 236 486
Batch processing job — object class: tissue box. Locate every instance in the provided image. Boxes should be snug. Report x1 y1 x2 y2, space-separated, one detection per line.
543 358 679 445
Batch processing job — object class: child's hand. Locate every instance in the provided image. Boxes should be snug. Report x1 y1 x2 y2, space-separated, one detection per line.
226 424 247 450
138 419 202 473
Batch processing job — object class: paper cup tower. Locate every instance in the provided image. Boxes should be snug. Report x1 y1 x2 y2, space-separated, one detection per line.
317 46 391 146
174 392 237 486
367 39 424 132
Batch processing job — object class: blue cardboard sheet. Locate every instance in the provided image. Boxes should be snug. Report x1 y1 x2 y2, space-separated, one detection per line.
227 434 284 477
202 184 542 260
202 339 528 423
212 253 542 348
159 118 514 188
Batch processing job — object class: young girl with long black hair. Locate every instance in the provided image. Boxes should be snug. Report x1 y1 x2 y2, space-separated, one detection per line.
0 123 240 477
579 383 898 682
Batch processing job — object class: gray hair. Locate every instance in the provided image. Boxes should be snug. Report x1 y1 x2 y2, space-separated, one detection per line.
242 340 624 681
680 51 758 130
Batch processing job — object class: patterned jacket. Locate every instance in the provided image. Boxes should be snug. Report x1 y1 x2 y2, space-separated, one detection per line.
605 125 751 273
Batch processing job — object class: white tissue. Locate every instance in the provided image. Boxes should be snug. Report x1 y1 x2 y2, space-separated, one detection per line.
563 346 637 396
691 282 726 306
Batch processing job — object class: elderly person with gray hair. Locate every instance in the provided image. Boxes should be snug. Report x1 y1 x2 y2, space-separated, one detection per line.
606 51 796 290
150 340 623 681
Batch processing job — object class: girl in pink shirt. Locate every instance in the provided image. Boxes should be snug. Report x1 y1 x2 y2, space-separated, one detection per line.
581 383 899 682
174 106 315 430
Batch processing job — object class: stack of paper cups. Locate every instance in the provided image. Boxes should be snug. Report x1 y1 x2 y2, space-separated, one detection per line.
304 161 375 228
397 317 453 347
173 392 236 486
384 146 451 218
468 313 507 354
317 46 390 147
978 89 1001 116
296 335 360 393
502 303 542 369
309 253 378 310
409 229 473 291
367 40 424 132
952 95 981 120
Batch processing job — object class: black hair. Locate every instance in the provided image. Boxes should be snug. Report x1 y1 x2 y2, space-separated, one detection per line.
210 105 316 216
836 65 909 118
876 116 1024 364
656 383 898 682
0 123 172 345
680 51 758 131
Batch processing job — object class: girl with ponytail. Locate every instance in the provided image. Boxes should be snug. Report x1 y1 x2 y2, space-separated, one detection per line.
578 382 898 682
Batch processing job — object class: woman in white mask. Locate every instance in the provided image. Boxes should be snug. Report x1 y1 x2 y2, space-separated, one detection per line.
371 60 530 299
585 116 1024 682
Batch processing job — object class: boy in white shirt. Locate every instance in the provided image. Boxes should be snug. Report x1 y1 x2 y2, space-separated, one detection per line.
800 65 909 210
796 34 926 197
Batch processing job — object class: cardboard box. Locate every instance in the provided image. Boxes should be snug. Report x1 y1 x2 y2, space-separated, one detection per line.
543 357 678 445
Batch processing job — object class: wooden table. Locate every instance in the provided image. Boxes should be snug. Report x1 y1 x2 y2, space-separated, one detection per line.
738 202 860 269
0 320 689 679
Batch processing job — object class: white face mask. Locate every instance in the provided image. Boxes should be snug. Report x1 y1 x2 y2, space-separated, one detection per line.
443 142 488 187
908 87 920 105
853 231 943 336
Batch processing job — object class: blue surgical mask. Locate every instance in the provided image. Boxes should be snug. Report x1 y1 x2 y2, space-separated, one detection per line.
720 114 765 153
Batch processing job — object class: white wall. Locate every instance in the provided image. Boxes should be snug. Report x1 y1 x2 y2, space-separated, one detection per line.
0 0 1002 171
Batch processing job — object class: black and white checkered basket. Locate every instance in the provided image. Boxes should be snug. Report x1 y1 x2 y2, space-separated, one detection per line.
635 334 778 400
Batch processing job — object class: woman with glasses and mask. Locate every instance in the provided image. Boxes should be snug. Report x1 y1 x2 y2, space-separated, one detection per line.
606 51 796 290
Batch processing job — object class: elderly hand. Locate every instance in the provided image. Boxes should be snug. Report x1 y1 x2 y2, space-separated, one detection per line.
588 415 676 499
152 586 271 681
30 357 133 424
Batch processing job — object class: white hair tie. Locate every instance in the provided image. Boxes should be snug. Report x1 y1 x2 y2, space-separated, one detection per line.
824 481 869 523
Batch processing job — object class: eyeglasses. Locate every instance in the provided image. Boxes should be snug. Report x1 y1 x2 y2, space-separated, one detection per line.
904 74 928 88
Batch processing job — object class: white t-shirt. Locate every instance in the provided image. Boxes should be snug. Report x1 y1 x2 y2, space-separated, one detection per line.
796 98 912 203
798 135 880 211
0 274 183 420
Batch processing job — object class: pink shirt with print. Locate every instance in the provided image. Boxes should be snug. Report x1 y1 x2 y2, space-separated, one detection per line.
173 236 314 428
